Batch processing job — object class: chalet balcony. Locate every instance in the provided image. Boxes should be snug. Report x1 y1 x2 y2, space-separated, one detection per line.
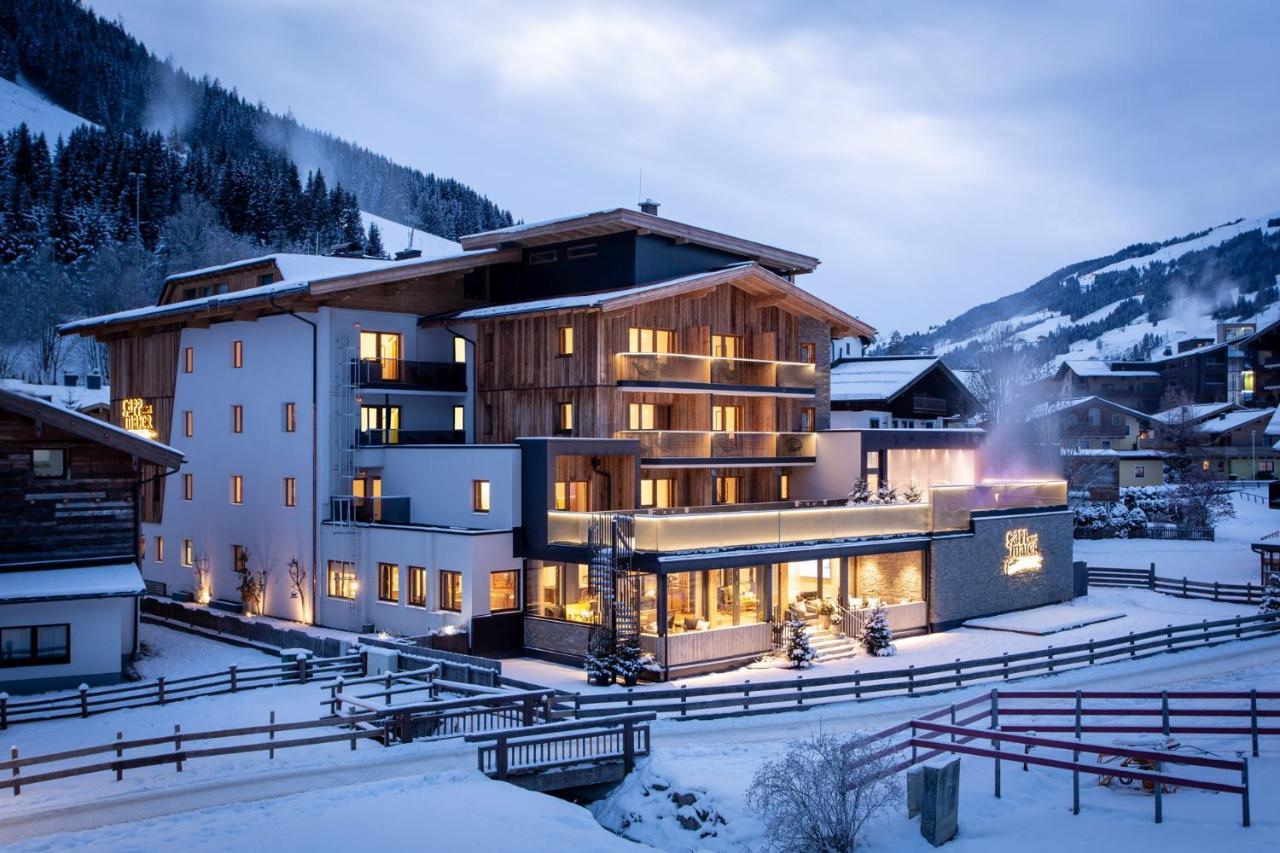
357 428 465 446
329 495 411 525
615 352 815 397
614 429 816 465
911 394 949 415
353 358 466 393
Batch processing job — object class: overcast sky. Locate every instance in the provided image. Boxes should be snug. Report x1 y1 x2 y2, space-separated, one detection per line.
90 0 1280 334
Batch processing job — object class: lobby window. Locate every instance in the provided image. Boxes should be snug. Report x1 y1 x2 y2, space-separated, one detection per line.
640 477 675 508
490 570 519 612
232 404 243 433
31 448 66 478
232 340 243 368
780 473 790 500
801 407 816 432
556 402 574 435
799 342 816 364
628 327 673 353
327 561 356 600
184 410 193 437
714 474 740 504
439 570 463 612
0 624 70 667
555 480 589 511
557 325 574 356
230 475 244 505
712 404 742 432
473 480 491 513
283 402 297 432
377 563 399 603
154 536 164 562
453 336 467 364
711 333 741 359
407 566 427 607
453 405 465 432
184 346 194 373
183 473 193 501
283 477 297 508
181 539 194 567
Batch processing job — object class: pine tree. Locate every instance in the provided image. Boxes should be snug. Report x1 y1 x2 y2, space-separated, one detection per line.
785 617 818 668
613 635 653 685
873 483 898 504
861 605 897 657
902 482 923 503
365 221 385 259
1262 572 1280 615
847 478 872 504
584 625 617 685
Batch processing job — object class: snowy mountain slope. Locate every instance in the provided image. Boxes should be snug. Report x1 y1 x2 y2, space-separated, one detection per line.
0 75 93 140
359 211 460 257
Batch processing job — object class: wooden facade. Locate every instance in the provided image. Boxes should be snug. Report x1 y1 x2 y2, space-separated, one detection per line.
160 258 279 304
107 328 181 522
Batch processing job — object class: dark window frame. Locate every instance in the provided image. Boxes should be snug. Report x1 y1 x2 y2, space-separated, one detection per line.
31 448 67 479
377 562 399 603
407 566 427 608
439 570 463 612
0 623 71 667
489 569 520 612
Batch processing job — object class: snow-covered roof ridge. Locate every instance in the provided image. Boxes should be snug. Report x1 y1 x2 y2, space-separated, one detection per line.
1060 359 1159 378
1195 407 1276 435
0 561 144 603
165 252 395 284
0 377 109 412
1025 395 1151 423
0 385 184 466
1151 401 1237 425
829 357 939 402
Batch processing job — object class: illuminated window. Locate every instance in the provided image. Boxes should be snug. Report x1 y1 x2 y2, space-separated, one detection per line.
556 402 574 435
183 473 193 501
714 475 740 504
230 475 243 505
490 570 519 612
801 407 816 432
283 402 297 432
439 570 463 611
378 563 399 603
155 536 164 562
327 561 356 600
181 539 194 568
1244 370 1255 392
780 473 790 500
359 331 401 380
712 404 742 432
640 477 675 508
183 410 193 437
628 327 673 353
184 346 194 373
407 566 427 607
473 480 491 513
231 404 243 433
231 340 243 368
711 334 741 359
31 448 65 478
799 343 816 364
557 326 574 356
629 402 656 430
283 477 297 508
453 336 467 363
453 405 465 432
554 480 589 511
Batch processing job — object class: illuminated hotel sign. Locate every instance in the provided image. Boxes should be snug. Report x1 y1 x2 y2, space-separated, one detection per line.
1002 528 1043 576
121 397 158 440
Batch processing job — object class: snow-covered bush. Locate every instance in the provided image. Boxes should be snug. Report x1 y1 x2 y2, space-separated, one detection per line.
613 635 656 685
861 606 896 657
847 478 872 504
1262 573 1280 615
901 482 923 503
871 483 899 505
746 731 897 853
584 626 616 685
785 618 817 668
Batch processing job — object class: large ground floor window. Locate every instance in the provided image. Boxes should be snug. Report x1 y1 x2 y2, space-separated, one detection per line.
489 570 519 612
663 567 766 634
1 624 70 666
526 562 600 624
852 551 924 609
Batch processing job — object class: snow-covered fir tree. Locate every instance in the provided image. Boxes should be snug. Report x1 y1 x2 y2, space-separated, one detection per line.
584 625 617 685
612 635 654 684
785 617 818 668
861 605 897 657
847 478 872 504
1262 572 1280 614
902 482 923 503
365 222 386 258
872 483 899 504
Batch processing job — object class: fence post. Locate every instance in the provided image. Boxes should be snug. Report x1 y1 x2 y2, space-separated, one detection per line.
1154 777 1163 824
955 659 962 688
268 711 276 759
1214 581 1220 602
230 664 238 693
175 724 183 772
1202 619 1209 644
1236 614 1243 640
1241 758 1251 828
623 720 636 774
908 666 914 696
680 684 687 717
1182 577 1188 597
1166 624 1173 648
1128 632 1135 658
950 704 956 743
333 677 344 714
1047 646 1054 673
10 746 18 796
1250 689 1259 757
854 671 862 699
1161 691 1170 736
0 693 6 730
385 672 393 707
1149 562 1156 590
989 689 1001 799
743 680 750 712
495 733 508 780
797 675 804 706
115 731 123 781
1074 688 1082 814
79 684 89 717
1088 640 1095 666
522 696 535 727
298 653 308 684
157 676 165 706
1002 653 1009 679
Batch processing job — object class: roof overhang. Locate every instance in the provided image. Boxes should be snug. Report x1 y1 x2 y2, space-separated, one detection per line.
0 387 184 468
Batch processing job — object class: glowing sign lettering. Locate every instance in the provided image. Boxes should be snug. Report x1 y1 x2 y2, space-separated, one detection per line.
1002 528 1043 576
121 397 157 440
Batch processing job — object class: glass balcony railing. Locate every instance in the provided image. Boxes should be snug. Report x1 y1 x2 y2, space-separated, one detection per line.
616 352 815 395
357 429 465 446
352 358 466 393
614 430 816 461
545 480 1068 554
330 495 411 525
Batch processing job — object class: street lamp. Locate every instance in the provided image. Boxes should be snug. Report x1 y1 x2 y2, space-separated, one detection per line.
1252 429 1257 482
127 171 146 241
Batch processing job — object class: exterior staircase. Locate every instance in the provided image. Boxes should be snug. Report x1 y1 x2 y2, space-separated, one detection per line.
805 621 860 662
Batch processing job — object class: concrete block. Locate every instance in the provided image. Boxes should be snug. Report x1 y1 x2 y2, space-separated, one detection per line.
906 765 925 817
920 756 960 847
364 646 398 676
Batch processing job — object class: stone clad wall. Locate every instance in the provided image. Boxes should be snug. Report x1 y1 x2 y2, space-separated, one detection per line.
797 317 832 430
525 616 592 660
928 510 1075 630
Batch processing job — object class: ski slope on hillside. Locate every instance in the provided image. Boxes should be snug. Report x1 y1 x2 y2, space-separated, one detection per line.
359 211 461 257
0 76 92 140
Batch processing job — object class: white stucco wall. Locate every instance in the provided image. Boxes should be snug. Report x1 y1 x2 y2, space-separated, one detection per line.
0 597 135 692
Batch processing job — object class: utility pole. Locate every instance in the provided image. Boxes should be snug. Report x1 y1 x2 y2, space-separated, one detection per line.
128 171 145 242
1252 429 1257 482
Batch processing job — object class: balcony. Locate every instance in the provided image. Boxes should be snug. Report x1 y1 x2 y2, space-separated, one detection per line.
614 430 816 465
330 495 411 525
357 429 465 446
911 394 949 415
353 358 466 393
616 352 815 397
546 480 1068 554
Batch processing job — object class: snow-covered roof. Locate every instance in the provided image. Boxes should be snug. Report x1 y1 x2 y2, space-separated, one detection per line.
1063 448 1168 459
0 561 144 604
0 378 109 413
1060 359 1159 378
0 386 183 467
1266 408 1280 437
1195 408 1275 435
165 252 393 284
829 358 938 402
1152 402 1237 425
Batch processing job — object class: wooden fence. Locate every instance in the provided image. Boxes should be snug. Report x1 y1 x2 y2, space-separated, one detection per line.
1073 526 1215 541
1087 565 1264 605
142 597 352 658
467 713 655 781
570 612 1280 719
0 654 363 730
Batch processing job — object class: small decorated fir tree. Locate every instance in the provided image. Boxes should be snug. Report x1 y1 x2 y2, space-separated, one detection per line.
861 605 897 657
584 626 617 685
1262 572 1280 615
613 635 655 685
902 482 923 503
873 483 898 504
785 617 818 668
847 478 872 504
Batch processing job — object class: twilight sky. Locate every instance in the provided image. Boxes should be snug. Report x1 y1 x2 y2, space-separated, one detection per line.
89 0 1280 334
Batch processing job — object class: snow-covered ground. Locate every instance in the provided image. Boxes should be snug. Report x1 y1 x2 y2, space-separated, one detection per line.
1074 490 1275 585
132 621 277 680
0 75 92 141
359 210 461 257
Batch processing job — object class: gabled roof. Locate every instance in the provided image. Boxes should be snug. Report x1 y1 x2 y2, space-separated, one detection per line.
831 357 933 400
1055 359 1159 379
1196 408 1275 435
1025 395 1150 423
459 208 820 274
1152 401 1238 426
434 263 876 338
0 386 183 468
1266 407 1280 437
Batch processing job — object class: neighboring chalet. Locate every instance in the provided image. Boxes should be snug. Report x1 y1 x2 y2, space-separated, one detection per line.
1193 407 1278 480
829 356 982 429
1026 396 1165 496
1052 360 1163 413
62 204 1075 678
0 387 183 691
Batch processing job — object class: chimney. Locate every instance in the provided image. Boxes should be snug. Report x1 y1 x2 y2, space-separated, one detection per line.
394 248 422 261
638 199 659 216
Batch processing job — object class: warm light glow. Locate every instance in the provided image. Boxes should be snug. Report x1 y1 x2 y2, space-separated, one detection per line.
121 397 157 439
1002 528 1043 575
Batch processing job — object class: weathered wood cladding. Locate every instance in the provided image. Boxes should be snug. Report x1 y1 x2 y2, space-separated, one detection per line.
160 259 278 304
643 466 783 507
0 410 140 564
107 328 180 523
553 453 638 512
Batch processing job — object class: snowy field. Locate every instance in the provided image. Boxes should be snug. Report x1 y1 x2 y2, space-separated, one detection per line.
1074 490 1274 585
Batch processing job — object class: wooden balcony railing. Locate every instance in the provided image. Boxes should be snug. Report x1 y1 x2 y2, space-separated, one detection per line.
614 430 816 462
616 352 815 395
